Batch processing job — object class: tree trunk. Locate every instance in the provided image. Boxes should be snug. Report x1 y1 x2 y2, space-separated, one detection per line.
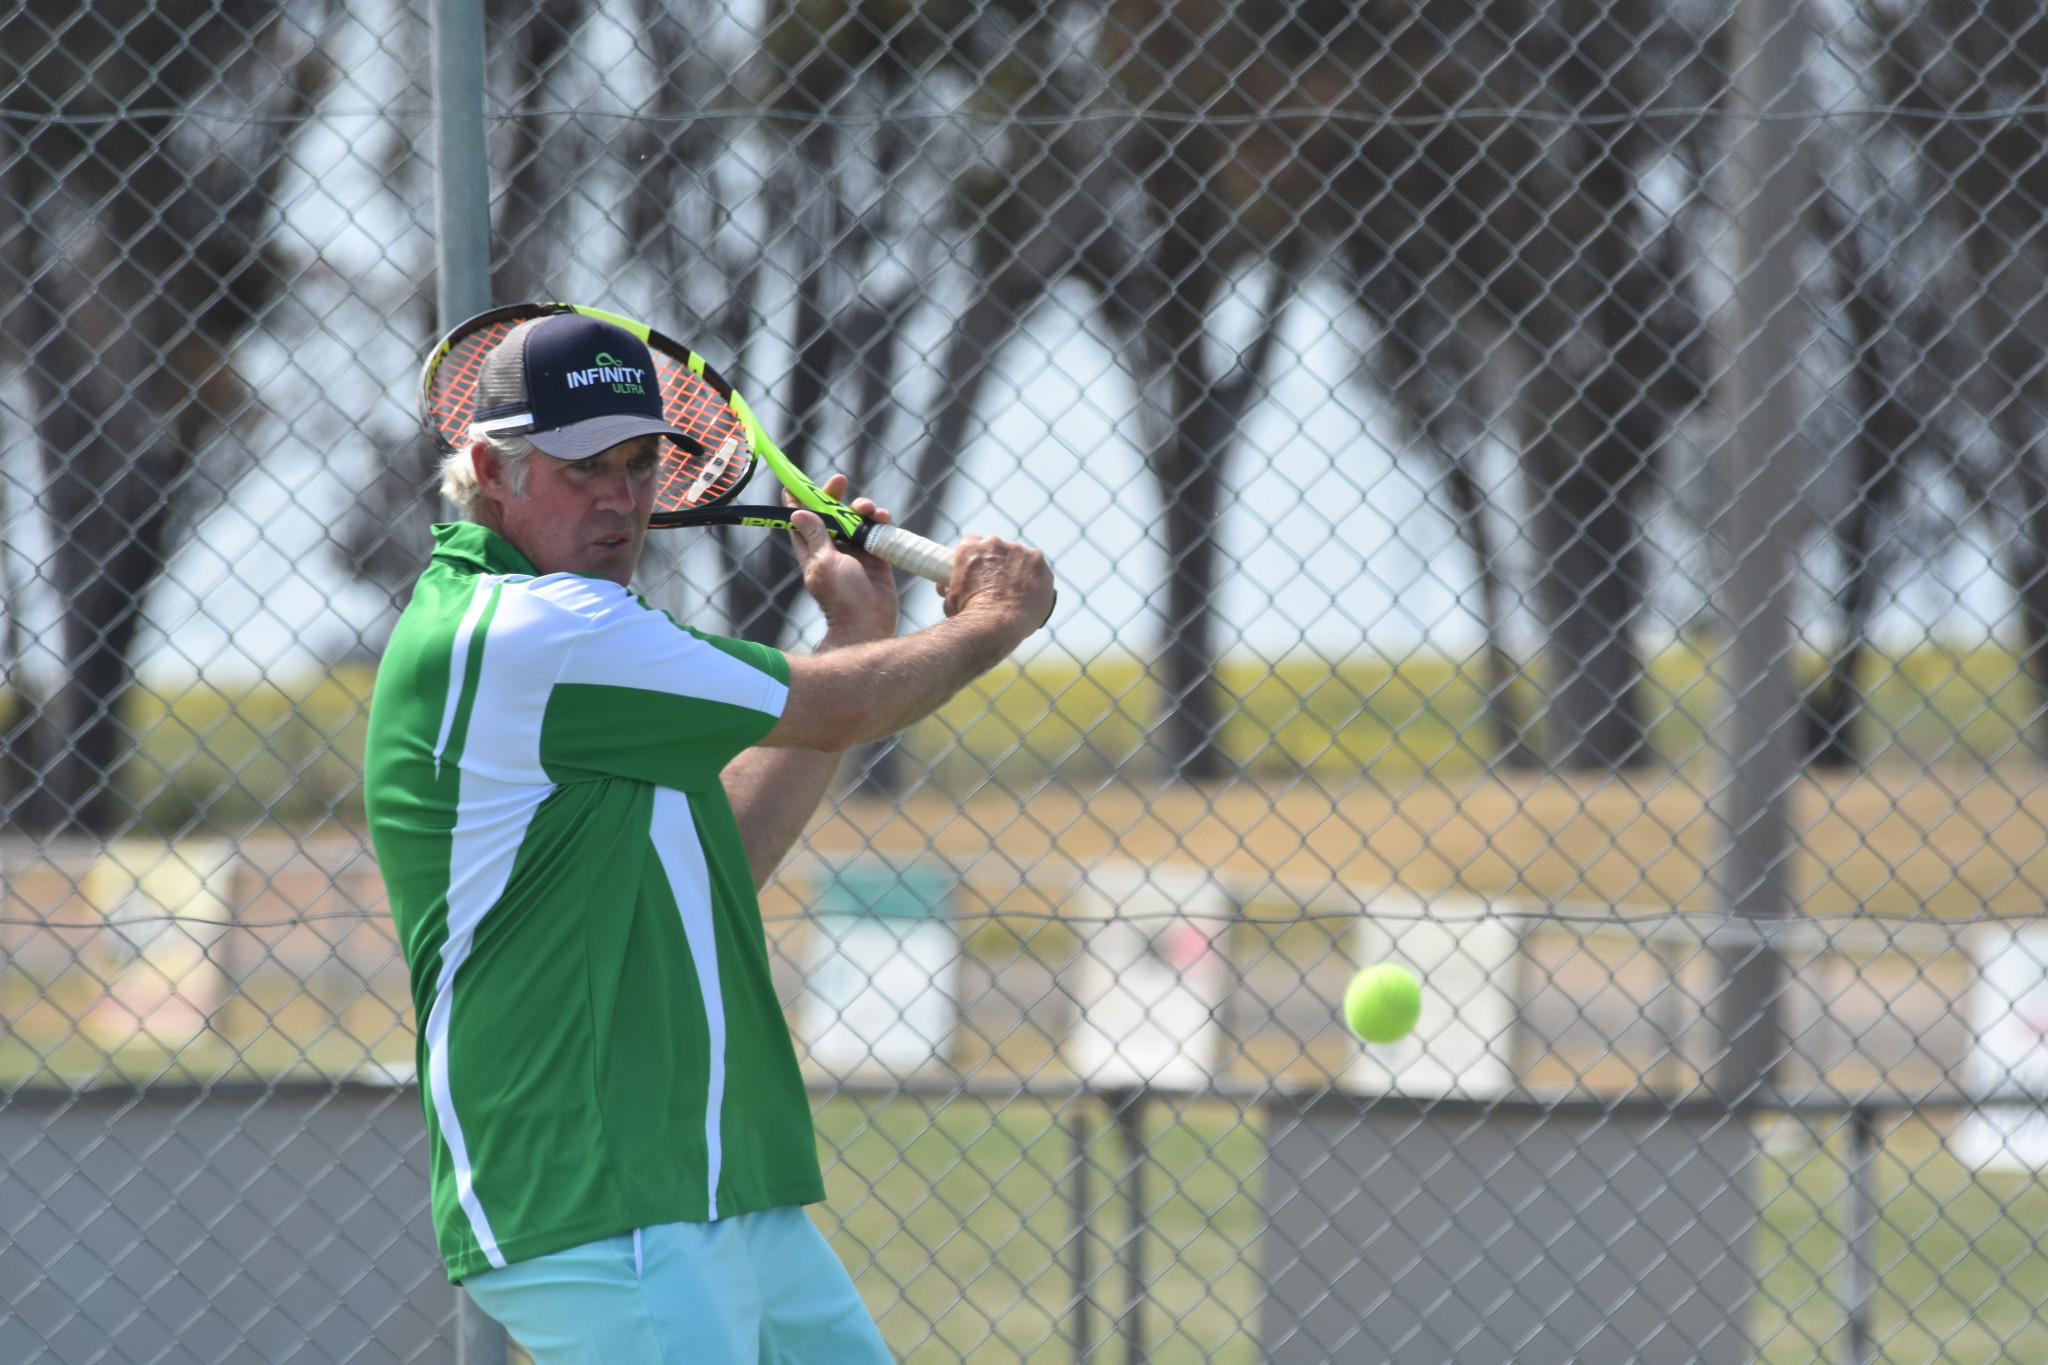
1520 150 1696 772
623 0 720 277
1803 193 1915 768
3 1 331 834
1142 201 1231 781
1364 265 1537 768
2012 448 2048 755
1524 446 1650 771
0 112 42 813
1440 451 1538 769
836 255 1058 793
859 115 1155 788
17 197 199 832
727 137 850 645
1963 213 2048 757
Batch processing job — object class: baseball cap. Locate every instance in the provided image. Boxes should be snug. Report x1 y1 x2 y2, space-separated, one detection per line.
470 313 699 461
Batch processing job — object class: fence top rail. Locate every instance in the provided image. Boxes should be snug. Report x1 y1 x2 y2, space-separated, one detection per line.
2 1074 2010 1117
0 835 2000 956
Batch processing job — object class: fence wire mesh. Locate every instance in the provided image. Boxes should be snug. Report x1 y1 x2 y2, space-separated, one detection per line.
4 0 2048 1360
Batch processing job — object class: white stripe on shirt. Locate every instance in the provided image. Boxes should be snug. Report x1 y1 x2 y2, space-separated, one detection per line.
650 786 727 1221
425 586 562 1267
431 579 499 777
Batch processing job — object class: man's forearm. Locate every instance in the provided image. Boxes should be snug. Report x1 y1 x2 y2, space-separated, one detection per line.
724 610 945 888
763 607 1026 753
723 745 840 890
824 612 1018 743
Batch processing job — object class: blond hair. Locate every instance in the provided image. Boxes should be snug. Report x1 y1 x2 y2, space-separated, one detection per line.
442 429 534 512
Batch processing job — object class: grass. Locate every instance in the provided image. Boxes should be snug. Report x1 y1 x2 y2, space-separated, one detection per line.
7 976 2043 1364
113 665 375 832
4 637 2033 831
3 642 2042 1359
387 1101 2048 1365
1753 1121 2048 1365
808 1099 2048 1365
811 1096 1265 1364
907 638 2043 788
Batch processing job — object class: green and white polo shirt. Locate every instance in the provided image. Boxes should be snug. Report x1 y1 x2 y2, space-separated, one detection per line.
365 522 824 1282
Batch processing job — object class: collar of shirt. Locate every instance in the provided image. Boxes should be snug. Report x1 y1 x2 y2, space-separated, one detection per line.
430 521 539 578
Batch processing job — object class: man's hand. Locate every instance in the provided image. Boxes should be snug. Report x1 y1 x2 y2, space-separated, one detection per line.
786 474 900 648
736 480 1054 883
760 492 1055 755
944 534 1056 642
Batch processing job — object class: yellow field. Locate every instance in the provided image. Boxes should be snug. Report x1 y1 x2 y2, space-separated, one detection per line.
4 642 2039 1091
32 636 2036 831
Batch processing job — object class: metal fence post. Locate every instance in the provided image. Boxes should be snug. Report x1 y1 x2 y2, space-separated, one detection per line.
1710 0 1812 1103
1068 1107 1099 1363
1110 1089 1150 1365
436 0 501 1356
1843 1104 1879 1365
434 0 492 328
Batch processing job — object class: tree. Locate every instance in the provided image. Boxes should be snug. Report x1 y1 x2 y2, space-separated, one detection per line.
712 0 1070 645
909 0 1713 777
1360 266 1540 768
1875 0 2048 752
1799 181 1951 768
0 0 335 834
340 0 682 631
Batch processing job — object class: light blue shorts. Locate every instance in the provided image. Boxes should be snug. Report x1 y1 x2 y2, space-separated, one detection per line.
461 1206 894 1365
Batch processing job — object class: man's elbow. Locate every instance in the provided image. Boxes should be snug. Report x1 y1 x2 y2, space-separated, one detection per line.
778 655 928 751
804 730 860 755
767 705 871 753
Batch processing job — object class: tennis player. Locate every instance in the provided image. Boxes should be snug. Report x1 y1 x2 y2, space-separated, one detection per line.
364 313 1053 1362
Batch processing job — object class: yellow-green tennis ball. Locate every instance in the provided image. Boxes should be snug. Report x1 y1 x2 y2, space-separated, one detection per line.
1344 963 1422 1043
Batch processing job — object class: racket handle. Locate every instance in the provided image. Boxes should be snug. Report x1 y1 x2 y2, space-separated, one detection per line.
857 523 954 586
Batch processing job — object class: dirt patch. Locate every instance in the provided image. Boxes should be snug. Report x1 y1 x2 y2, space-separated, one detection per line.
805 761 2048 919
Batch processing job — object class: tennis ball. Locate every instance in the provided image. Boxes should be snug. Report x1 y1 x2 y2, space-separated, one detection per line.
1343 963 1422 1043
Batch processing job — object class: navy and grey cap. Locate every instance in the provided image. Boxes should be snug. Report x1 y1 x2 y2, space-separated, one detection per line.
471 313 698 461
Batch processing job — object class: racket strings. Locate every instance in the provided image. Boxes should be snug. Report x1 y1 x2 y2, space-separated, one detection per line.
424 323 516 452
651 354 751 512
423 309 754 514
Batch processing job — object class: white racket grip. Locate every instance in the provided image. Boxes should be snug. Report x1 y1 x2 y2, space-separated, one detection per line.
860 523 954 586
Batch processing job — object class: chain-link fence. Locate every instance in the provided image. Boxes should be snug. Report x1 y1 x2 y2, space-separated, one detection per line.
5 0 2048 1359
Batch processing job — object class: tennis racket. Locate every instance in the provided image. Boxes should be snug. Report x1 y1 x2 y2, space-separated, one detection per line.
419 301 956 584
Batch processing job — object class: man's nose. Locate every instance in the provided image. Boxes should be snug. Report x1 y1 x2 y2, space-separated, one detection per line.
591 466 637 510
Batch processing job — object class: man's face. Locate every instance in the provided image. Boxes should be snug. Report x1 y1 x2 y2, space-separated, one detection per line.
475 435 660 587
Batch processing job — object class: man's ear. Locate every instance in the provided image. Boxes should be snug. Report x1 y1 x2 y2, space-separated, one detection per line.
470 438 507 497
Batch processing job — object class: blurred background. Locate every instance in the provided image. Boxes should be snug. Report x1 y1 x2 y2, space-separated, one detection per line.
3 0 2048 1360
